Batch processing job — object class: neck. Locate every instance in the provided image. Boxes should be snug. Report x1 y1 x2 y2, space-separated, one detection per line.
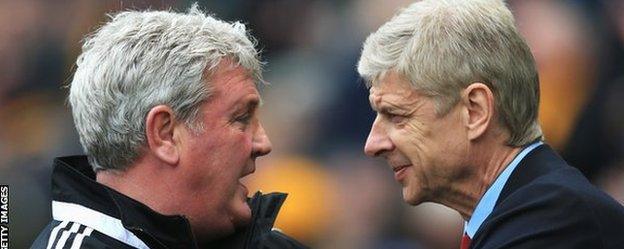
436 141 523 221
96 156 175 215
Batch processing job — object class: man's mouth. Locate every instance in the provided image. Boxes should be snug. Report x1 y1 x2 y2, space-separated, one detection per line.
240 165 256 178
238 182 250 197
392 165 411 172
392 164 411 181
239 164 255 197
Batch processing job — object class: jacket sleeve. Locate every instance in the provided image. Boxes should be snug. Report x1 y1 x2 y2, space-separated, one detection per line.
471 183 604 249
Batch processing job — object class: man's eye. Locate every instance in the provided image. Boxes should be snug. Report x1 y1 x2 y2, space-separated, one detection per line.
235 113 252 125
386 113 405 124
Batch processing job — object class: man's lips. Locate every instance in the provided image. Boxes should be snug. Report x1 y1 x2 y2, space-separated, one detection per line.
391 164 412 172
239 165 255 197
238 182 250 197
392 164 412 181
240 165 256 178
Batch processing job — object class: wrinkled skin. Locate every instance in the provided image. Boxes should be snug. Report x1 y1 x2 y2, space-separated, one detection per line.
365 71 470 205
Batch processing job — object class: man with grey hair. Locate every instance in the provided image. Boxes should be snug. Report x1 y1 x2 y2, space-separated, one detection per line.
31 5 305 249
359 0 624 248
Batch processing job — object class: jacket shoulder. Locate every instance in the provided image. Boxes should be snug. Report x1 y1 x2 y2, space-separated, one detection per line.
30 220 135 249
473 169 624 249
31 220 58 249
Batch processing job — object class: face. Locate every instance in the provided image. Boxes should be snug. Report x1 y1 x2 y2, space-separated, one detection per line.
365 72 469 205
176 60 272 240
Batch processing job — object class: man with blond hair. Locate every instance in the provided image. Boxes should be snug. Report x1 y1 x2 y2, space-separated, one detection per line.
31 5 305 249
358 0 624 248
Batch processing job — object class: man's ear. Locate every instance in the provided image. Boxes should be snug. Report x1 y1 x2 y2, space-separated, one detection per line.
145 105 180 165
461 83 495 141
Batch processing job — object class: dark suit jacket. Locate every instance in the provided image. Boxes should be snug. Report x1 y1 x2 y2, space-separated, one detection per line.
471 144 624 249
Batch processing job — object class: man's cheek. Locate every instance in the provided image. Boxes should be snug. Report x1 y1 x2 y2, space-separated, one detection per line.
389 130 416 154
400 120 428 144
390 122 430 157
230 130 252 151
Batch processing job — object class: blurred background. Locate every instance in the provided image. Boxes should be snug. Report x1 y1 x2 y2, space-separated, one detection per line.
1 0 623 248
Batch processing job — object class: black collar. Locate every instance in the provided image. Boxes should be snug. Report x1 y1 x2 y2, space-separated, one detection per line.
52 156 197 249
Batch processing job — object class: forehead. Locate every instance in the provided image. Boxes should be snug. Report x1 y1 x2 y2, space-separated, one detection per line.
206 62 260 109
369 71 420 106
214 61 258 93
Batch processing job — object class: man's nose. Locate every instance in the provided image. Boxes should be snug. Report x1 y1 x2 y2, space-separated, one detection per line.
252 123 272 157
364 116 394 157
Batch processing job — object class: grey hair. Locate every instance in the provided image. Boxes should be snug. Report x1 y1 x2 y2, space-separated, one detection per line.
69 4 263 171
357 0 542 146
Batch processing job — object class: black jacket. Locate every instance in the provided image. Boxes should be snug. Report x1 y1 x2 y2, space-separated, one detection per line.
31 156 307 249
471 145 624 249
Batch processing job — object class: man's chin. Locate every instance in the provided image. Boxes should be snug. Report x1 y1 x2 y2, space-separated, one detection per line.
402 188 422 206
230 195 252 229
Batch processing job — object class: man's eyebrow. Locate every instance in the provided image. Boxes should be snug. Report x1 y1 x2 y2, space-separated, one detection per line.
369 92 407 114
232 96 260 114
378 105 395 113
369 103 397 114
371 97 403 113
245 97 260 110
